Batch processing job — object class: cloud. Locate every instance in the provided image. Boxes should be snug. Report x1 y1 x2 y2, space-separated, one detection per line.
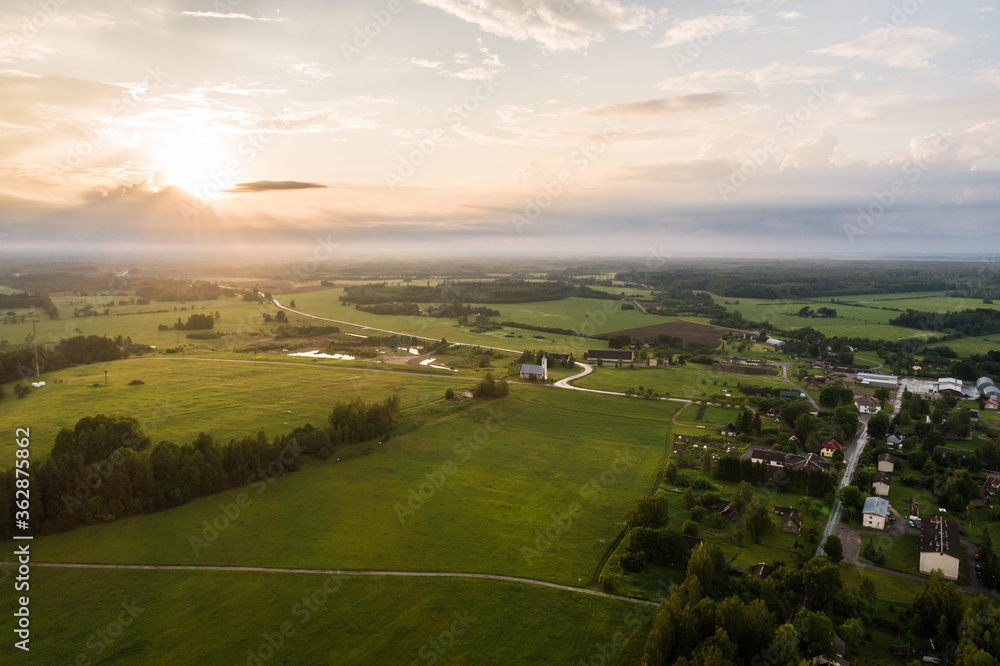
286 62 333 84
413 0 652 51
656 11 755 48
781 131 841 169
812 27 959 69
659 63 840 92
180 11 287 22
226 180 327 193
583 93 728 116
775 11 802 20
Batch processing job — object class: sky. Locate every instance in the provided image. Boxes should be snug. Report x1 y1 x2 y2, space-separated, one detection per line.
0 0 997 260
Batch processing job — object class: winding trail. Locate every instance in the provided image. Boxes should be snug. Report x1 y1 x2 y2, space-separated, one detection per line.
1 562 660 607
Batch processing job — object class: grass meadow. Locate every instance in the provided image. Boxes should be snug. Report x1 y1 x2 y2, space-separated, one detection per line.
574 364 792 400
29 387 678 587
0 357 461 465
0 566 651 665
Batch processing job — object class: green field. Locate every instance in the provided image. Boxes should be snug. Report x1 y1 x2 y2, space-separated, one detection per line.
0 567 651 665
712 294 935 342
30 387 677 586
279 289 700 356
574 364 793 401
0 357 461 465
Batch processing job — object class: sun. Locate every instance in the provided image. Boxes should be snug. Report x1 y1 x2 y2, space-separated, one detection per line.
150 137 230 200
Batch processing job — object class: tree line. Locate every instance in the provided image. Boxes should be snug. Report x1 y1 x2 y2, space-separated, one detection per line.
0 396 400 540
0 291 58 319
890 307 1000 337
0 335 123 386
341 280 617 305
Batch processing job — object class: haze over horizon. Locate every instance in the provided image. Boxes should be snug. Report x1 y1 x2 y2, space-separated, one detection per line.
1 0 998 258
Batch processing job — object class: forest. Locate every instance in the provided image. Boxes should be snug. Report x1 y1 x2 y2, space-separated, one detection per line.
340 280 617 305
617 261 985 299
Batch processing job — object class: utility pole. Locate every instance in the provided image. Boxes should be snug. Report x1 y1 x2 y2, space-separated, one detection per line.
29 293 40 377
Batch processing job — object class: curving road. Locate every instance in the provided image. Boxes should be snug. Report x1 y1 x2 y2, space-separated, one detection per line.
0 561 660 607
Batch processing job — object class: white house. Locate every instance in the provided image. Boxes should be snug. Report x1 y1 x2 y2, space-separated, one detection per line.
855 395 881 414
862 496 890 530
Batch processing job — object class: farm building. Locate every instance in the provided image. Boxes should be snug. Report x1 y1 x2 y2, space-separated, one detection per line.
862 496 890 530
919 515 961 580
878 453 895 474
584 349 634 363
937 377 964 396
779 389 806 399
749 449 831 473
547 353 570 364
872 471 891 497
857 372 898 388
764 338 785 347
855 395 881 414
820 440 842 459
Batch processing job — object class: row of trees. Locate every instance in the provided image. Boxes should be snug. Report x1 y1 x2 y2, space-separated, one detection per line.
0 396 400 540
0 334 124 385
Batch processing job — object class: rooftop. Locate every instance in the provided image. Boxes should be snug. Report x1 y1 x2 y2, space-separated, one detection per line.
920 515 961 559
863 496 890 517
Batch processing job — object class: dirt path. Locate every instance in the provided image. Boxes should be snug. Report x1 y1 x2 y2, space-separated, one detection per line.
1 561 660 607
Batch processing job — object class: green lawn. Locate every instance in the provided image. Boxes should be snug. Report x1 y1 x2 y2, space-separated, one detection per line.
0 566 652 665
30 387 678 586
0 356 462 466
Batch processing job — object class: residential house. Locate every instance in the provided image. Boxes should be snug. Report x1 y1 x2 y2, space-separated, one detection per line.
872 471 891 497
779 389 806 399
812 635 849 666
751 562 774 579
721 423 738 437
862 496 890 530
878 453 896 474
775 508 803 534
855 395 881 414
919 515 961 580
820 440 842 459
985 399 999 410
983 475 1000 497
886 434 903 447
